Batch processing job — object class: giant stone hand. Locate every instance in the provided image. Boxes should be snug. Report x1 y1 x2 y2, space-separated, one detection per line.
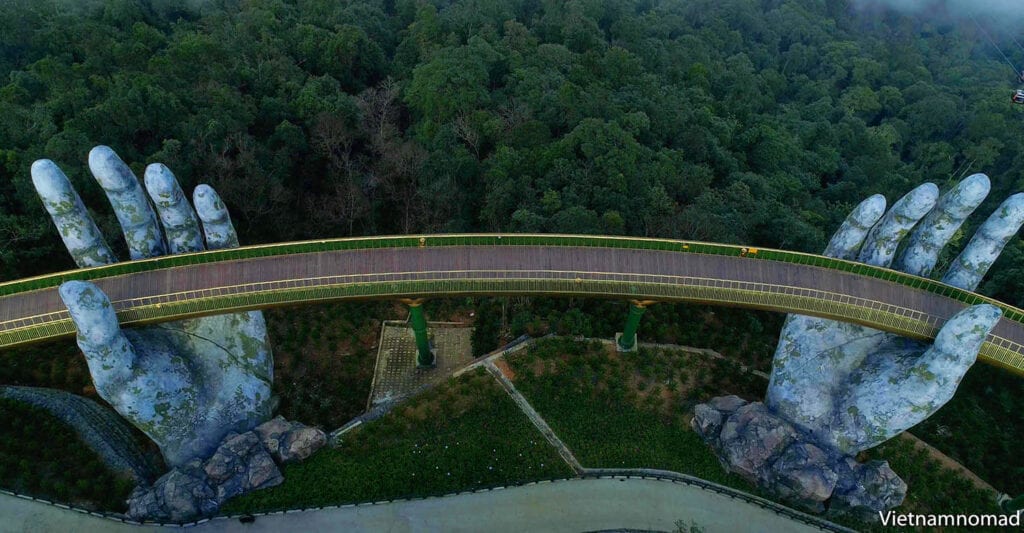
32 146 273 468
767 174 1024 454
693 175 1024 516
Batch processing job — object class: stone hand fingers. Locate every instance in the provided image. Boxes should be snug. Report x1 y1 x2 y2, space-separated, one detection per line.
36 146 232 263
823 194 886 260
941 193 1024 291
88 146 167 260
769 194 887 425
858 183 938 267
895 174 989 277
31 160 115 268
193 184 240 250
836 304 1001 454
59 281 139 399
144 164 204 254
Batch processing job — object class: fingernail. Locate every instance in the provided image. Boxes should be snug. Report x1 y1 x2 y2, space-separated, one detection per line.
851 194 886 228
895 183 939 219
143 164 183 207
956 174 990 205
88 146 136 191
193 184 228 223
59 281 121 346
31 160 77 214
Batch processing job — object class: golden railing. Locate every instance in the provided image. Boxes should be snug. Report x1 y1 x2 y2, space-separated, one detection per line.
3 264 1023 375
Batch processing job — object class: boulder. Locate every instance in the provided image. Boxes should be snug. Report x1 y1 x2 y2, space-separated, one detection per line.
255 416 327 463
691 403 723 439
128 424 299 522
717 403 797 484
709 394 747 413
769 442 838 512
128 459 216 522
692 396 906 519
203 431 283 502
254 416 291 457
830 459 908 522
280 426 327 462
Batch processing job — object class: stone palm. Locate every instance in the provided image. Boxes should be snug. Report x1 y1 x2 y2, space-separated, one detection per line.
33 146 273 467
767 174 1024 454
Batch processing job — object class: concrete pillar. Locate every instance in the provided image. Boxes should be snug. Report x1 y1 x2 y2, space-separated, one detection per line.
617 300 655 352
404 299 435 367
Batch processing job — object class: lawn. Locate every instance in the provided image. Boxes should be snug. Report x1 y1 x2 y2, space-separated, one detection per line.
221 367 572 514
0 398 135 512
265 301 393 429
506 338 762 488
505 338 1002 532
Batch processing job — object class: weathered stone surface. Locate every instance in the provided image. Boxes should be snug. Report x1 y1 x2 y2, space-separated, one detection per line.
255 416 327 463
281 426 327 462
128 459 215 522
254 416 292 457
708 394 747 413
128 427 289 522
830 459 907 522
770 443 838 513
765 176 1017 456
33 147 275 469
899 174 989 277
694 398 905 518
204 431 282 502
698 177 1024 522
942 193 1024 289
717 403 796 484
691 404 723 438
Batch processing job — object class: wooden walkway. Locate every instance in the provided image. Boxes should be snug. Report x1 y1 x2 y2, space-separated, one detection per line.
2 243 1024 374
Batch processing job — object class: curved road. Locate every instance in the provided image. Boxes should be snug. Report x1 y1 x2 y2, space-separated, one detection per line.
1 235 1023 374
0 477 845 533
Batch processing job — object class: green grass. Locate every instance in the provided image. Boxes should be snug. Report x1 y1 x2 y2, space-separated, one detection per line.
0 398 134 512
863 437 1002 530
220 368 572 514
912 363 1024 496
506 338 1003 531
506 338 759 489
266 301 391 429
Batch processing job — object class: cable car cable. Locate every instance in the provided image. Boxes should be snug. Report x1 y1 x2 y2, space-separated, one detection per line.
969 11 1020 75
1008 33 1024 56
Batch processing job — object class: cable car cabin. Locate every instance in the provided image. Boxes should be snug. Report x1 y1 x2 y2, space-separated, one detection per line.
1013 90 1024 104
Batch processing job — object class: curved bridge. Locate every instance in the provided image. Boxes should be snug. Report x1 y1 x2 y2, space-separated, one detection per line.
2 234 1024 376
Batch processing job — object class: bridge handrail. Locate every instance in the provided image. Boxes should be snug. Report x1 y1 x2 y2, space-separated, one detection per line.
2 233 1019 322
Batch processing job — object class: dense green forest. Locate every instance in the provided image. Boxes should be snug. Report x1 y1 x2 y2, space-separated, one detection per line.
2 0 1024 308
3 0 1024 510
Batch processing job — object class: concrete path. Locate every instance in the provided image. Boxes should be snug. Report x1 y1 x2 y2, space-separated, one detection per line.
0 477 834 533
483 359 584 473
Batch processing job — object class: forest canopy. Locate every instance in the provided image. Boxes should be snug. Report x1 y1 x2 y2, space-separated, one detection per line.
3 0 1024 305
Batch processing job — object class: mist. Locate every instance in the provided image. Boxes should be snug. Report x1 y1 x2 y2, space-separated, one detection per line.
852 0 1024 23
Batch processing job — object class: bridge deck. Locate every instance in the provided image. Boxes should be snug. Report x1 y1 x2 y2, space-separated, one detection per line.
1 239 1023 375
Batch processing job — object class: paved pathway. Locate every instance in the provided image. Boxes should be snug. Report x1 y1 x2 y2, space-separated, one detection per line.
483 359 584 473
0 477 840 533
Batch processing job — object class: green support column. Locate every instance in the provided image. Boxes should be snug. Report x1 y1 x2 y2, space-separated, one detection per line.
617 300 653 352
405 299 435 367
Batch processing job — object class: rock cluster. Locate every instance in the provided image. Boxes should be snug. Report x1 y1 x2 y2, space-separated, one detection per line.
255 416 327 463
692 395 906 521
128 417 326 522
